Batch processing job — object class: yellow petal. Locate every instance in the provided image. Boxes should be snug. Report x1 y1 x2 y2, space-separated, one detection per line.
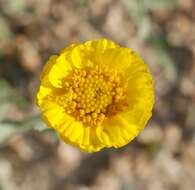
59 124 104 153
85 38 118 51
100 48 129 69
84 39 119 66
61 120 84 142
121 101 153 131
101 47 148 76
126 71 154 118
49 53 73 88
40 55 58 87
70 44 86 68
97 115 139 148
36 85 52 107
41 102 66 128
79 127 105 152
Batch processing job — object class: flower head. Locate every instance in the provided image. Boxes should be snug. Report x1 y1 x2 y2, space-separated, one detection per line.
36 39 154 152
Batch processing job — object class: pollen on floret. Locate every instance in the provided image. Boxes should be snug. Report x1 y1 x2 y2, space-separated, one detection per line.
51 66 129 126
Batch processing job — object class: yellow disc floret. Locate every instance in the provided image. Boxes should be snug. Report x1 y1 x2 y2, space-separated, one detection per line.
54 66 128 126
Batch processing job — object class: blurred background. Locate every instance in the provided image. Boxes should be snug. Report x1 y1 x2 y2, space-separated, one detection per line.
0 0 195 190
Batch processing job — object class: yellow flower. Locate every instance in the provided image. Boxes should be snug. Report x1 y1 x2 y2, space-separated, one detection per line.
36 39 154 152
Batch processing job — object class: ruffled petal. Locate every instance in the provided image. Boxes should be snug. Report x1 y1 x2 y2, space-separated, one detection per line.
122 70 154 130
84 38 119 66
36 85 52 107
97 115 139 148
84 38 118 52
49 53 73 88
101 47 148 77
60 124 104 152
126 71 154 115
61 44 85 69
41 102 66 128
80 127 104 152
59 120 84 142
40 55 58 87
120 100 153 132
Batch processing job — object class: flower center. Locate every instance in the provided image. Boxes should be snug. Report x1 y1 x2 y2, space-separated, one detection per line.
57 66 128 126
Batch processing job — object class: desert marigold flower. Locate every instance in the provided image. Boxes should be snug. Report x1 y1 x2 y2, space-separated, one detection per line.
36 39 154 152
